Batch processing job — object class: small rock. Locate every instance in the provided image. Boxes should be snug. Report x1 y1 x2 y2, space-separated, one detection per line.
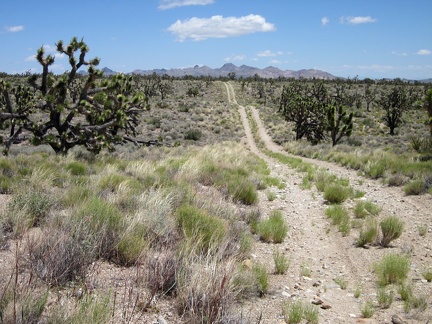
349 314 357 318
281 291 291 298
391 314 404 324
313 281 321 287
311 298 323 305
320 303 332 310
242 259 253 269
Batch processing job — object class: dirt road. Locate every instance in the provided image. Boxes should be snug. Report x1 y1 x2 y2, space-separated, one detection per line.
224 82 432 324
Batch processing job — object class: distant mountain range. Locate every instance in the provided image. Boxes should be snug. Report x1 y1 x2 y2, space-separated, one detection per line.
101 63 337 79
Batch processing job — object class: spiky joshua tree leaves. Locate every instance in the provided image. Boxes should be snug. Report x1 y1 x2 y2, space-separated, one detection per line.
0 37 148 155
326 104 353 146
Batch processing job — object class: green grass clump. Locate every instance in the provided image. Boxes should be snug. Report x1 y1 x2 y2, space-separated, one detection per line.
334 277 348 290
177 204 226 254
73 196 123 260
380 216 404 247
228 178 258 205
377 288 394 309
356 217 378 247
65 161 87 176
360 300 375 318
354 200 382 218
273 248 290 274
323 184 351 204
325 205 350 236
256 210 288 243
422 268 432 282
404 179 426 195
2 190 54 237
282 300 319 324
374 254 410 287
252 263 269 296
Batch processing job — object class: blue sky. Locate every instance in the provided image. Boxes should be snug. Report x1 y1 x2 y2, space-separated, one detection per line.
1 0 431 79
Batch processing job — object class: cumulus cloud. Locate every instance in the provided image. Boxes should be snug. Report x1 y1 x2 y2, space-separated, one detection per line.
340 16 376 25
4 25 24 33
224 54 246 62
257 50 283 57
167 14 276 41
158 0 214 10
321 17 329 26
417 49 431 55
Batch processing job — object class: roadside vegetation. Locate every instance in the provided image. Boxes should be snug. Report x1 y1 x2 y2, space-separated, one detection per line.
1 38 431 322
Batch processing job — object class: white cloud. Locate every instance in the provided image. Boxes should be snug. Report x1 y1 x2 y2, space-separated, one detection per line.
417 49 431 55
4 25 24 33
321 17 329 26
340 16 376 25
167 14 276 41
158 0 214 10
391 51 407 56
224 54 246 62
257 50 283 57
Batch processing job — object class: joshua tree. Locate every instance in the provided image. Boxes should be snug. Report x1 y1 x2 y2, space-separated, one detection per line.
0 37 148 155
377 86 412 136
326 104 353 146
424 88 432 137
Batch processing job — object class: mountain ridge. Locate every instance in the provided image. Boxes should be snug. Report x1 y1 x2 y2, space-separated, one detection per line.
101 64 337 79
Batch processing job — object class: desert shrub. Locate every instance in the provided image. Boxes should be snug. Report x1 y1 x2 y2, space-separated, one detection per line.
177 204 226 254
374 254 410 287
73 196 123 260
356 217 378 247
61 186 91 207
404 179 426 195
380 216 404 247
323 184 350 204
184 129 202 141
2 190 54 238
26 226 92 286
273 248 290 274
256 210 288 243
176 256 236 323
145 251 178 298
354 200 382 218
387 173 408 187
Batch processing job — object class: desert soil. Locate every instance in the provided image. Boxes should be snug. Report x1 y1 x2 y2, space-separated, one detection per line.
0 82 431 324
224 82 432 324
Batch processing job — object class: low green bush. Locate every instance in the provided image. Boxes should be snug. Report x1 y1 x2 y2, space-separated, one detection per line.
323 184 350 204
356 217 378 247
177 204 226 254
404 179 426 195
380 216 404 247
256 210 288 243
374 254 410 287
273 248 290 274
354 200 382 218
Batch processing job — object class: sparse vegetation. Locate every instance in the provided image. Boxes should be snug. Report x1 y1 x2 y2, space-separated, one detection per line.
374 254 410 287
